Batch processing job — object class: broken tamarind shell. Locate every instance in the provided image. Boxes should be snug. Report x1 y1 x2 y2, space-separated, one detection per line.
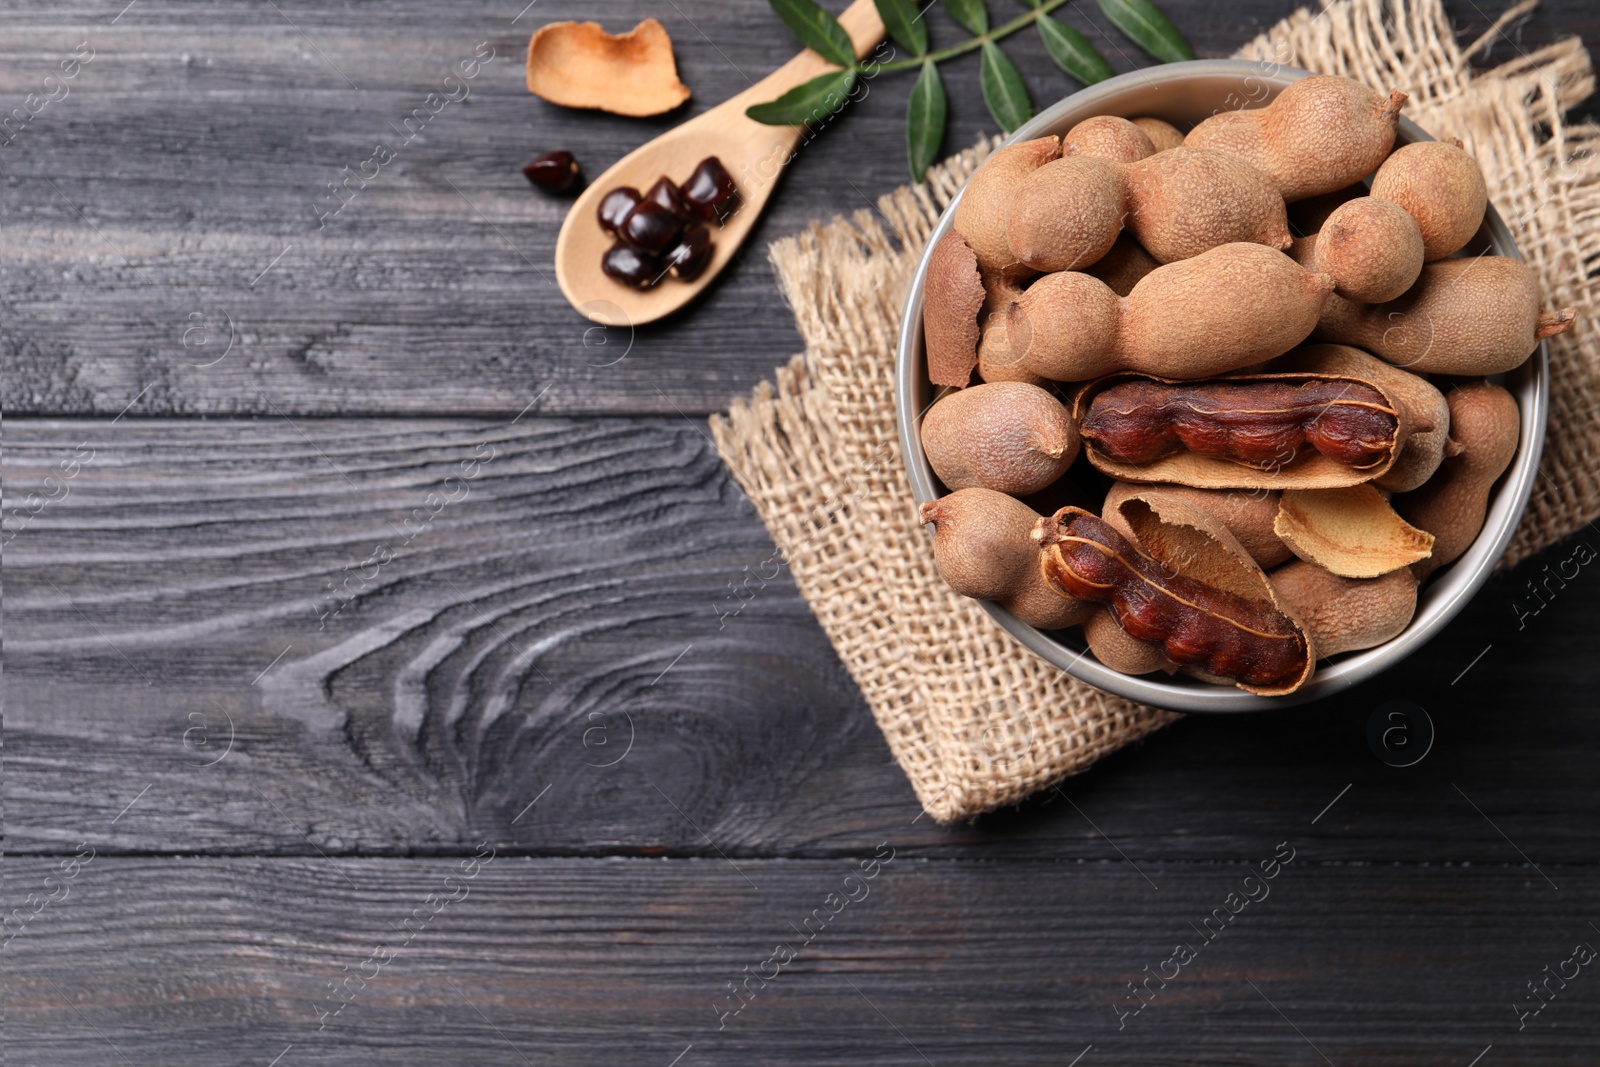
1273 484 1435 578
1034 498 1315 694
525 19 691 117
922 231 986 388
1102 481 1292 570
1072 364 1420 490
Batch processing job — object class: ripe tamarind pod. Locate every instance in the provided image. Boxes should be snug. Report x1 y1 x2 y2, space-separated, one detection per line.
1081 379 1397 469
1085 234 1160 297
1275 345 1448 492
922 231 985 388
1122 147 1292 264
1034 505 1312 692
979 243 1334 383
953 136 1061 278
1185 75 1406 201
1370 139 1487 260
921 488 1094 629
1006 156 1128 272
1312 196 1425 303
1083 606 1178 675
1103 481 1292 569
1268 560 1418 656
1313 255 1576 375
1062 115 1156 163
1394 381 1520 579
1071 364 1420 490
1131 116 1185 152
921 381 1079 495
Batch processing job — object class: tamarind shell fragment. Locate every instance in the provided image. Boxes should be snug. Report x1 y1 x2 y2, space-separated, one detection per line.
1072 368 1420 490
1034 500 1314 695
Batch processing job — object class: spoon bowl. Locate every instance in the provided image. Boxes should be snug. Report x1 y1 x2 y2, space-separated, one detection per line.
554 1 884 326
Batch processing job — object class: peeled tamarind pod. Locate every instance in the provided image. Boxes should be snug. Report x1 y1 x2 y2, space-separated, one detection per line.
1034 502 1313 693
1370 139 1488 260
1072 362 1418 489
1275 345 1448 492
922 232 986 388
1103 481 1292 569
1006 156 1128 272
1394 381 1520 579
1312 196 1424 303
1313 256 1576 375
1086 234 1160 296
1083 607 1178 675
1268 560 1418 655
953 136 1061 277
1185 75 1407 201
1131 116 1185 152
920 488 1093 629
1122 147 1292 264
921 381 1078 495
980 243 1334 382
1062 115 1156 163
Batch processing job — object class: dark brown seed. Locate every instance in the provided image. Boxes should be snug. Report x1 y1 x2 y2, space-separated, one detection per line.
522 150 581 193
645 176 693 222
682 156 740 224
597 187 640 234
601 241 663 289
665 227 713 281
619 198 683 256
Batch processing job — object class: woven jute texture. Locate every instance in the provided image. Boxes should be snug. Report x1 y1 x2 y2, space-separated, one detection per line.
710 0 1600 822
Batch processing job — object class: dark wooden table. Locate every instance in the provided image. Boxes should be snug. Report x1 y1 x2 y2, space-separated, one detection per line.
6 2 1599 1064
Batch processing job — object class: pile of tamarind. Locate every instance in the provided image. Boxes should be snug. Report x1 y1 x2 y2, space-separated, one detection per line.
917 74 1576 696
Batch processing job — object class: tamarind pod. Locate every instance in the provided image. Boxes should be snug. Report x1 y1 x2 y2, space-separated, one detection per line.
1034 509 1309 689
1073 368 1419 490
1081 379 1397 470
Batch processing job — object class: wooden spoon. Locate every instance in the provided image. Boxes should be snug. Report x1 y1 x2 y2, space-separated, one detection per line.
555 1 886 326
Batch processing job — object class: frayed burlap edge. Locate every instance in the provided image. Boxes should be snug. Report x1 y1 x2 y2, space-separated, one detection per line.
711 0 1599 822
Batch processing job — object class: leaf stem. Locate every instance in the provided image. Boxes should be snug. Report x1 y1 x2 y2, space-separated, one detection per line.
870 0 1076 74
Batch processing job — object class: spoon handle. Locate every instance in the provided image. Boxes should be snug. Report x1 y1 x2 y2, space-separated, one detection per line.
723 0 888 113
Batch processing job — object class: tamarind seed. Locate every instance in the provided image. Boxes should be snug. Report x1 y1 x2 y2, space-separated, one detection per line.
1082 379 1398 470
600 241 663 288
682 156 741 224
618 198 684 256
522 150 582 193
644 176 694 222
664 227 713 281
1034 509 1308 687
597 186 641 234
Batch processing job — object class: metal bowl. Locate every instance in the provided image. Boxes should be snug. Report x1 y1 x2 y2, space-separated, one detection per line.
894 60 1549 713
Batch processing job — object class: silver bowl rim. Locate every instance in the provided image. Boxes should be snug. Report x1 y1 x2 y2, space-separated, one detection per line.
893 59 1550 713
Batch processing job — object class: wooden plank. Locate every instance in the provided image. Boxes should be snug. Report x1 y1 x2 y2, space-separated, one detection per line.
2 1 1593 417
8 417 1600 863
6 856 1599 1065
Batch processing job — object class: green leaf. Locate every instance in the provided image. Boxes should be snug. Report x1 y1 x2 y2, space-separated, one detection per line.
1095 0 1194 64
767 0 857 69
978 41 1032 133
746 69 859 125
873 0 927 56
938 0 988 35
905 60 947 182
1037 15 1113 85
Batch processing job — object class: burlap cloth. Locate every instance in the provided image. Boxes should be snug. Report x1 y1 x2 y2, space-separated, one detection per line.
709 0 1599 822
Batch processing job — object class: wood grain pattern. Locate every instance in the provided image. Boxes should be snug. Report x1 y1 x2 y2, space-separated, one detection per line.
2 0 1594 417
7 857 1599 1066
9 417 1600 865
